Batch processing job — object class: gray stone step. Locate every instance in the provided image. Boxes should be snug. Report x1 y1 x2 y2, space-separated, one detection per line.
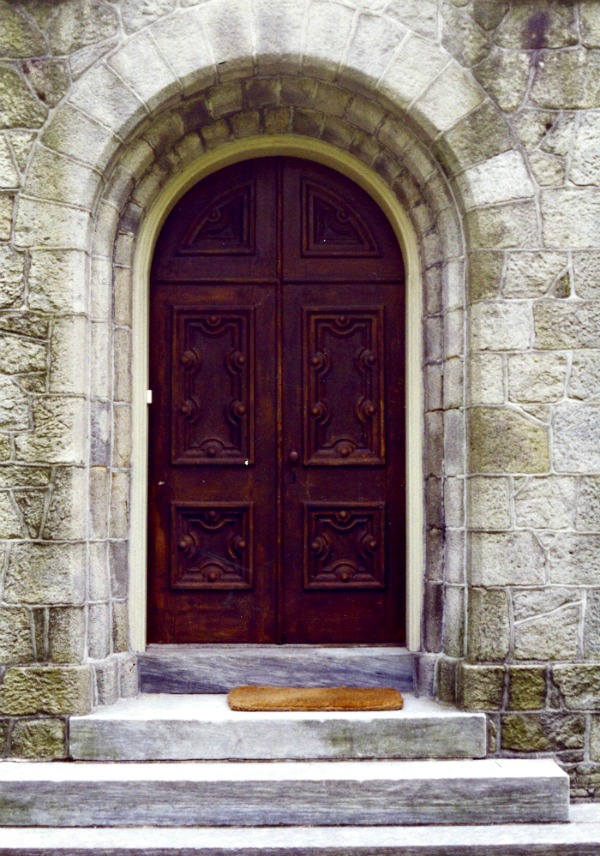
139 644 414 693
1 806 599 854
0 759 568 828
69 693 486 761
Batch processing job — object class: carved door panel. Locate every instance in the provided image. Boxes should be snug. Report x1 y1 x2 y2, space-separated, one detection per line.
148 158 405 644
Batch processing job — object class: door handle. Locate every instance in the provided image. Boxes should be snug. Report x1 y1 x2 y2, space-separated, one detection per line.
288 450 300 464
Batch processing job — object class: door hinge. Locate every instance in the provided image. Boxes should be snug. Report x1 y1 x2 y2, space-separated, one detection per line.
146 389 153 405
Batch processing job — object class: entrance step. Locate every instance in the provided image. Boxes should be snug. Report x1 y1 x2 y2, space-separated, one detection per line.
2 807 599 855
69 693 486 761
138 644 414 694
0 759 568 828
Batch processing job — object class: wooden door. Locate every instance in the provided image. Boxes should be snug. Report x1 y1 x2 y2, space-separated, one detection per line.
147 158 405 644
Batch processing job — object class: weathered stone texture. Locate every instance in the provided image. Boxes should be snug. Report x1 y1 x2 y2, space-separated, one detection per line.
548 535 600 585
577 478 600 531
569 354 600 402
4 543 86 606
469 531 545 586
513 477 576 530
514 603 581 661
535 301 600 349
508 667 546 711
470 302 531 351
460 664 504 710
502 714 585 752
467 589 510 662
0 666 92 715
553 665 600 711
469 408 550 474
10 718 66 760
507 353 567 403
553 405 600 473
0 608 33 664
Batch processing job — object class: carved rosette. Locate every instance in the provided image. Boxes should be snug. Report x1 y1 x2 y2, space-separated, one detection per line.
303 503 385 589
172 308 254 465
304 308 385 465
171 503 253 590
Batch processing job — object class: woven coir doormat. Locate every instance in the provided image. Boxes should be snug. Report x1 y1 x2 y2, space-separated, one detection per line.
227 686 404 711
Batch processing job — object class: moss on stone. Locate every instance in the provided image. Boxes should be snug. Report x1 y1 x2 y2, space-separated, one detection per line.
10 718 66 760
0 666 92 715
459 664 505 710
508 666 546 710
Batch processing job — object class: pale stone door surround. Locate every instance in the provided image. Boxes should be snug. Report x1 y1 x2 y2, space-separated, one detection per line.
10 0 547 706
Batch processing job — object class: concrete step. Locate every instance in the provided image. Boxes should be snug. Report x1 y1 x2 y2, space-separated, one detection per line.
1 806 599 855
138 644 414 693
0 759 568 828
70 692 486 761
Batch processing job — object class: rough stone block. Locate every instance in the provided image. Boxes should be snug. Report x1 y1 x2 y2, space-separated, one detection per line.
507 353 567 403
531 49 600 109
415 61 485 136
10 718 66 760
570 113 600 185
15 197 90 251
467 476 511 529
113 405 132 469
26 147 99 210
0 491 25 538
48 607 85 664
553 664 600 710
508 667 546 711
470 302 531 351
553 404 600 473
0 607 34 664
95 659 119 706
89 541 110 602
49 316 89 396
0 376 29 431
380 33 447 108
0 65 47 130
468 250 504 301
535 301 600 349
253 0 308 72
577 478 600 531
14 397 87 465
584 590 600 658
0 666 92 715
444 530 465 585
0 333 46 376
541 189 600 249
110 473 130 540
108 30 180 111
443 585 464 659
467 588 510 662
514 603 580 661
119 655 139 698
88 603 110 661
502 713 585 753
443 409 464 476
90 399 110 467
112 601 129 654
469 531 545 586
459 663 504 710
28 250 87 312
444 476 464 528
42 104 118 173
458 151 534 209
4 543 86 605
466 201 538 249
548 534 600 585
569 354 600 401
303 0 355 79
513 477 576 530
473 49 531 113
70 64 148 139
114 328 132 403
196 0 254 80
468 354 504 405
469 407 550 474
0 244 25 308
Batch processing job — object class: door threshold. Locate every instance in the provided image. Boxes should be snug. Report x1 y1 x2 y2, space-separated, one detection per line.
139 645 415 694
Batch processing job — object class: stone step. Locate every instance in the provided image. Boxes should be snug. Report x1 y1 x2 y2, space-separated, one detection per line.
0 759 568 828
138 644 414 693
1 807 599 855
69 693 486 761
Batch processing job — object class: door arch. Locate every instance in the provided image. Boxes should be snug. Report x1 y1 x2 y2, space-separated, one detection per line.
147 157 406 644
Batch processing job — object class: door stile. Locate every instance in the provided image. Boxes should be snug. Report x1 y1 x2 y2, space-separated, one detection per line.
275 158 284 643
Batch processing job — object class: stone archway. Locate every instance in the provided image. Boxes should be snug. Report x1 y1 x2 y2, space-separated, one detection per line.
9 1 531 711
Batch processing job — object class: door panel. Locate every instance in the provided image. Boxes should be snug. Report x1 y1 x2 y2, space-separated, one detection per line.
148 157 405 644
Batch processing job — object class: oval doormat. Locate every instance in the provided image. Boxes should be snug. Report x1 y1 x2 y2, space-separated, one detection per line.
227 686 404 711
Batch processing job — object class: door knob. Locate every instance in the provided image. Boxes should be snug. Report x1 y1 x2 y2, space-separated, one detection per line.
288 450 300 464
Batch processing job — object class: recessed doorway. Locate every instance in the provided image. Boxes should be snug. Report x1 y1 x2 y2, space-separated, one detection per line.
147 157 406 644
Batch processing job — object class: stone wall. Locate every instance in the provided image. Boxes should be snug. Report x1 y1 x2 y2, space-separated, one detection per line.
0 0 598 796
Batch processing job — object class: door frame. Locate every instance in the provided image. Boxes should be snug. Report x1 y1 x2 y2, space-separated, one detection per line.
129 136 424 651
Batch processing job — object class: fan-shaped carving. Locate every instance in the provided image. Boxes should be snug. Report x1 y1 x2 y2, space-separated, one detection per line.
177 182 255 255
302 180 380 257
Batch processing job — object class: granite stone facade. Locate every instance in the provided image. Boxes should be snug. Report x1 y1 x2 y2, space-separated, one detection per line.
0 0 599 798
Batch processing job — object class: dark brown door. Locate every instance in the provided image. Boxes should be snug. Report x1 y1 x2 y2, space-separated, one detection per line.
147 158 405 644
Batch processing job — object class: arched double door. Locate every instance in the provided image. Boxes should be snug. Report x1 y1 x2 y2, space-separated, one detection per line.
147 157 406 644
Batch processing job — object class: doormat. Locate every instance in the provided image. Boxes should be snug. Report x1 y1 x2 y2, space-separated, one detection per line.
227 686 404 711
